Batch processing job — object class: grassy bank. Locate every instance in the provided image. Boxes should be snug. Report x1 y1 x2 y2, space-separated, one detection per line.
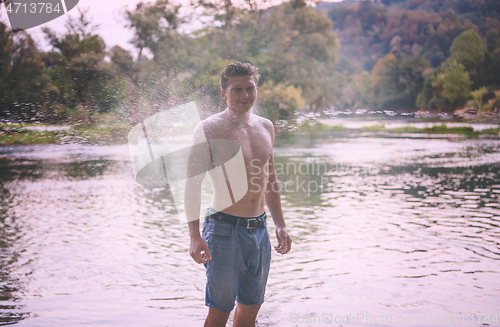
0 124 130 146
360 123 500 135
0 129 60 145
1 122 499 146
358 124 480 135
279 121 500 137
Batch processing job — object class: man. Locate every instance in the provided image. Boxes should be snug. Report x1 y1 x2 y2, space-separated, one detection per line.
185 62 292 327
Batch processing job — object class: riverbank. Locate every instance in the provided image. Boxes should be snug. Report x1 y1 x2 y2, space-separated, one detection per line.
0 123 130 146
277 121 500 138
1 121 499 146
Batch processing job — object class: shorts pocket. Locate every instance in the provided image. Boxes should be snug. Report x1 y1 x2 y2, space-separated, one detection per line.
211 223 234 240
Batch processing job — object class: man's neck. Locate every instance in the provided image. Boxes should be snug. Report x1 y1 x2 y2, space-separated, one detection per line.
224 107 253 124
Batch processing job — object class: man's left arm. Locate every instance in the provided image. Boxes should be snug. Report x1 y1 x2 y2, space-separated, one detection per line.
265 122 292 255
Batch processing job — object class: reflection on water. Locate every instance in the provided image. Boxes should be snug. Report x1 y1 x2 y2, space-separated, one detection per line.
0 138 499 327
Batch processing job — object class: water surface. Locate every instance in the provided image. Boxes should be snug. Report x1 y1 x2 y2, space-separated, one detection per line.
0 137 499 327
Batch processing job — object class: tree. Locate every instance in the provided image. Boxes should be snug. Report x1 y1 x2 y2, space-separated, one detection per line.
125 0 182 59
416 69 445 110
371 52 429 110
471 86 487 111
442 60 472 107
194 0 273 35
328 4 354 30
110 46 140 123
194 0 236 35
43 8 109 124
357 1 379 34
257 80 305 121
328 2 479 70
450 30 484 70
124 0 196 119
257 4 339 111
0 22 49 122
336 70 373 110
192 3 339 113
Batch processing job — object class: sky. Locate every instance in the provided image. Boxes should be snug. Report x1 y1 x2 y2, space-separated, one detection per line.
1 0 339 55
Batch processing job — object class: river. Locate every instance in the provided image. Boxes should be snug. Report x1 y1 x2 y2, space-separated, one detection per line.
0 133 499 326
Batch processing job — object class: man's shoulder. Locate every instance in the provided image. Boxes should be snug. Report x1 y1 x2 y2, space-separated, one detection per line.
202 112 226 124
202 111 225 120
253 114 274 136
199 112 227 136
253 114 273 129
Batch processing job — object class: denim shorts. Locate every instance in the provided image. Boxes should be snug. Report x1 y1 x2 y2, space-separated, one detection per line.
202 209 272 312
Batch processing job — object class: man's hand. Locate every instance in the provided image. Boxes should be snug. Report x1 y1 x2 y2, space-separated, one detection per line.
274 227 292 254
190 235 212 263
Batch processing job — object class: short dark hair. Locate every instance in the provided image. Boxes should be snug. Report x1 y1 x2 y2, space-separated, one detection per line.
220 62 260 90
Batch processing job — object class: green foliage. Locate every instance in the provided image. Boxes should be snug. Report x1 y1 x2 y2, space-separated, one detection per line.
360 124 386 132
193 57 235 112
0 23 50 122
257 80 305 121
370 52 429 110
124 0 198 121
422 124 476 135
43 8 110 124
471 86 488 111
4 0 500 127
334 66 373 110
475 26 500 87
450 30 484 70
0 123 132 145
387 126 421 133
480 127 500 135
0 129 60 145
416 70 444 110
296 121 332 134
442 60 472 107
491 92 500 110
255 4 339 111
195 0 237 33
191 4 339 113
125 0 182 56
71 124 131 144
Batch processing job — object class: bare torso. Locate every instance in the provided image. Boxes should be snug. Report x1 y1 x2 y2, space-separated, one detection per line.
202 110 273 217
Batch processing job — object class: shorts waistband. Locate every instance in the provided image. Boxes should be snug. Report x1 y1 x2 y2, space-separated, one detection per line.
206 208 266 229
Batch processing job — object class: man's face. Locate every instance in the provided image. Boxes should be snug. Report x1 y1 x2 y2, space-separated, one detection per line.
221 75 258 112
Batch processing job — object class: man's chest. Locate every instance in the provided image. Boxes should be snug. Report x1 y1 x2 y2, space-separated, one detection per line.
209 125 272 167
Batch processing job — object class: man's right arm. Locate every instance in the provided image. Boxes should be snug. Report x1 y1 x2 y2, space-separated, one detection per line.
186 175 211 263
185 122 212 264
188 219 211 264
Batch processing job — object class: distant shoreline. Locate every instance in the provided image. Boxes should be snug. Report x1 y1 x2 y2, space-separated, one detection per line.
1 121 498 146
